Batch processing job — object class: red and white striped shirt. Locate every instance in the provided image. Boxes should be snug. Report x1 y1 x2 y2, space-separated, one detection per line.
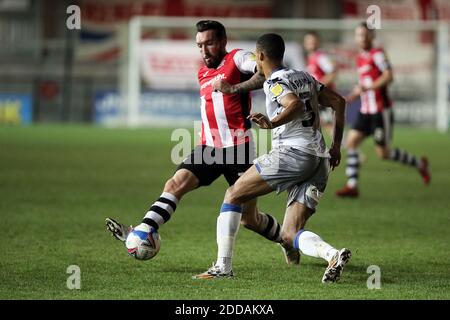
198 49 256 148
306 50 336 90
357 47 392 114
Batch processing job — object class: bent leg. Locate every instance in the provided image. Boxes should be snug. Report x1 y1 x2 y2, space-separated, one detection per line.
241 198 282 243
211 166 275 274
163 169 199 199
280 201 313 248
282 201 352 283
336 129 366 197
139 169 199 232
283 201 337 262
345 129 365 188
107 168 199 240
224 165 274 205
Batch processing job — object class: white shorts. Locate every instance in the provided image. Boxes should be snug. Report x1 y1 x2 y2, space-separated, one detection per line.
254 146 330 212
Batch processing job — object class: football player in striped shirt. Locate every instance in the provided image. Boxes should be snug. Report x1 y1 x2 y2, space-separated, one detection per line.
303 30 338 139
336 22 430 198
106 20 297 264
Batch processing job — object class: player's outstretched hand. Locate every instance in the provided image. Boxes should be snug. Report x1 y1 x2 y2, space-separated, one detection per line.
329 144 341 170
212 79 234 94
247 113 273 129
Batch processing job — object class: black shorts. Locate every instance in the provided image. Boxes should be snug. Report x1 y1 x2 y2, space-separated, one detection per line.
352 109 394 146
176 143 256 187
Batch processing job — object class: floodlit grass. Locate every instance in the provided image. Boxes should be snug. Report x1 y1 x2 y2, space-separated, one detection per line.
0 125 449 299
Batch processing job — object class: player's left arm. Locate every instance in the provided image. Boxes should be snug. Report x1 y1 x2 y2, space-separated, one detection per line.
318 87 346 170
248 93 304 129
213 71 265 94
213 50 264 94
320 70 337 87
362 50 394 91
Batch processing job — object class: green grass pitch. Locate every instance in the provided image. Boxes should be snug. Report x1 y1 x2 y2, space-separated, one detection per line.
0 125 449 300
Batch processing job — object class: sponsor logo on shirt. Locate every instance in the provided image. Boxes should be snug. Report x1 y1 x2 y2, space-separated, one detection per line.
200 73 227 90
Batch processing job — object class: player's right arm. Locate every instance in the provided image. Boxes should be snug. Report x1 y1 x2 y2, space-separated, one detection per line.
248 93 304 129
346 49 393 102
363 68 393 91
362 49 393 91
318 87 346 170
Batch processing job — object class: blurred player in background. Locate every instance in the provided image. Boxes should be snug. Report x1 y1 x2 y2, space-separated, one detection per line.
336 22 431 198
106 20 298 263
195 33 351 283
303 31 337 136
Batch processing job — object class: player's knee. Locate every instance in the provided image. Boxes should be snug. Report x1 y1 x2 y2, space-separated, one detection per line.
164 177 190 197
224 186 243 204
346 138 358 149
164 178 178 194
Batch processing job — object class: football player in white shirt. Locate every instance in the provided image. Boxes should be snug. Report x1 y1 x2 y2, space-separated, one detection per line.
195 33 351 283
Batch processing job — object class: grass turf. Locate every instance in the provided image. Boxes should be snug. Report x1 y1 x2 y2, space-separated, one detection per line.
0 125 449 300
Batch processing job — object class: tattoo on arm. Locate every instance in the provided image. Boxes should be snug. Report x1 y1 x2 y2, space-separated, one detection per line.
233 73 265 94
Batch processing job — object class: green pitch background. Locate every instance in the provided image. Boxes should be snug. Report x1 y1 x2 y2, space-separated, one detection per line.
0 125 449 299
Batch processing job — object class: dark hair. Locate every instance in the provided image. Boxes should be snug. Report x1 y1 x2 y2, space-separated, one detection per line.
304 30 320 39
196 20 227 40
358 22 376 37
256 33 285 61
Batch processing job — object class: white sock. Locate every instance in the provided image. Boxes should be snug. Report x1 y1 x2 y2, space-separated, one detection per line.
293 230 338 263
215 203 242 272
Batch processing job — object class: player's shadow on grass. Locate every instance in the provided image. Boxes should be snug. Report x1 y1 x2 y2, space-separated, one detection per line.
160 266 207 274
283 260 382 284
303 260 442 286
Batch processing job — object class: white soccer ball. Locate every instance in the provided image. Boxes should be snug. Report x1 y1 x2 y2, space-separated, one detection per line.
125 228 161 261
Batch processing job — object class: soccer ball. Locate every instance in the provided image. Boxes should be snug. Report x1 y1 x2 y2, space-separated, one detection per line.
125 228 161 261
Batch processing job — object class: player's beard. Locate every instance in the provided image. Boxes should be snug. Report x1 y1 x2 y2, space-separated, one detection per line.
204 49 227 69
203 55 221 68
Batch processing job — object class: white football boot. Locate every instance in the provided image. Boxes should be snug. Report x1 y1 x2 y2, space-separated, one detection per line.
105 218 132 242
322 248 352 283
192 262 234 279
